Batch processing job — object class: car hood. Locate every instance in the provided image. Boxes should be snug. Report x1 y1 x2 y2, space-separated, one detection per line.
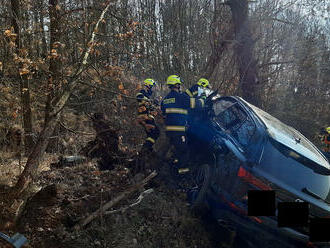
238 97 330 170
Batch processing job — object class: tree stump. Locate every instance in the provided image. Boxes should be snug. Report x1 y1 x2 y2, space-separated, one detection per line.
81 113 123 170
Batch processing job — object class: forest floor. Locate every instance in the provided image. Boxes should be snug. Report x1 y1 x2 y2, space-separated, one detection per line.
0 151 316 248
0 153 226 248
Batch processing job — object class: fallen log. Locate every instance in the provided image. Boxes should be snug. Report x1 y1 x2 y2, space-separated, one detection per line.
74 170 157 230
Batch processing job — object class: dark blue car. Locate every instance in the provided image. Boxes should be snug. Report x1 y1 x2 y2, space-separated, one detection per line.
190 96 330 246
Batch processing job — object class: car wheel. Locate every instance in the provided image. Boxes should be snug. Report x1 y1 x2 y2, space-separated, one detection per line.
192 164 211 208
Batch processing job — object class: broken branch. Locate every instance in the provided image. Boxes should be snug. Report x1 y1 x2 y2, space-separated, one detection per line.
104 189 154 215
74 171 157 230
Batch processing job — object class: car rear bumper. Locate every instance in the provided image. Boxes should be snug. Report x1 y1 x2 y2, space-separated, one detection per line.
204 190 330 247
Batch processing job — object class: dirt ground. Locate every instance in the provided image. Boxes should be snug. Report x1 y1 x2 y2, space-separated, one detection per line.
0 154 226 248
0 152 326 248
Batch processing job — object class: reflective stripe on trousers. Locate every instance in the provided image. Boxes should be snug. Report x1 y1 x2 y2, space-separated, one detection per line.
166 126 186 132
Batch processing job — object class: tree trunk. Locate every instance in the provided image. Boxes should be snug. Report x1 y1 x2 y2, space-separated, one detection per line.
10 0 35 154
202 1 233 80
39 0 48 58
228 0 261 106
12 112 62 196
45 0 62 125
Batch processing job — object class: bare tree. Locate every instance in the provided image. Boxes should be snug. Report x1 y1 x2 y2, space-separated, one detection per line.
10 0 34 153
9 0 114 202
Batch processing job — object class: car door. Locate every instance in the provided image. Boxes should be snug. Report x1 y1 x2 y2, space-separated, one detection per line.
211 97 257 201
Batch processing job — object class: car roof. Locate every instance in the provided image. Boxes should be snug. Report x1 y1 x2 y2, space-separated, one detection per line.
236 97 330 170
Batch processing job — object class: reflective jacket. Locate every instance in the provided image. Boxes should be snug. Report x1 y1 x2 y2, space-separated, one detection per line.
185 84 199 98
161 90 191 136
185 84 205 110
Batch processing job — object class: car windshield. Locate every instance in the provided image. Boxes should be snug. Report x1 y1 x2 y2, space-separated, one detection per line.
213 99 256 148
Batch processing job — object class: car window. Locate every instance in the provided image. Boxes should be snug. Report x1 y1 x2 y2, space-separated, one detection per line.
213 99 256 148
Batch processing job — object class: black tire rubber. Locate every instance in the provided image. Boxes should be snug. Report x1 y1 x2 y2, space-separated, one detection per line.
192 163 211 208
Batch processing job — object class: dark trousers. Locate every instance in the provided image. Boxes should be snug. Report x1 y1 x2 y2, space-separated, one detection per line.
142 119 160 150
168 134 189 169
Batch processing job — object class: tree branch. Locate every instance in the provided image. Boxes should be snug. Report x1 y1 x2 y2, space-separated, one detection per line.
74 171 157 230
104 189 154 215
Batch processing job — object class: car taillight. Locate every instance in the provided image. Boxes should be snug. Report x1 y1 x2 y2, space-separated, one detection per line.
237 166 272 190
251 216 263 224
219 193 264 224
219 194 247 216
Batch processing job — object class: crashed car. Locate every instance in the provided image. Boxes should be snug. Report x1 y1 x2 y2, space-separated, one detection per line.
189 95 330 245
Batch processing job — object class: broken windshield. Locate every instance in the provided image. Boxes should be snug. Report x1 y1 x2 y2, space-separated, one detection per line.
213 99 256 148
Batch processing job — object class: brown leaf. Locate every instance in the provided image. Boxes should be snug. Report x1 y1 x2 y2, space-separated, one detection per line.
19 67 29 75
4 29 11 36
118 83 124 90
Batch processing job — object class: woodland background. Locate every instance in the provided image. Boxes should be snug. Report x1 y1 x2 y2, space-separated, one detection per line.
0 0 329 245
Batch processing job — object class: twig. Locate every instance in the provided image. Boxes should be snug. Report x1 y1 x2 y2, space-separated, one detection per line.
68 195 91 202
100 187 104 229
67 98 115 106
59 121 95 136
79 80 136 100
104 189 154 215
74 171 157 230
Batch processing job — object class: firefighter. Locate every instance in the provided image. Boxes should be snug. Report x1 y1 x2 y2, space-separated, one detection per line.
320 127 330 153
185 77 210 104
185 78 210 159
161 75 191 174
136 78 160 153
185 78 210 130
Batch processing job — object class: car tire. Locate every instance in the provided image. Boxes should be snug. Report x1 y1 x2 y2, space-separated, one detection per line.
192 163 211 208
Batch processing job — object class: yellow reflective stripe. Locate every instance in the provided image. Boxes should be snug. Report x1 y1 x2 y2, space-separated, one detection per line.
178 168 190 174
163 98 175 104
199 99 205 108
165 108 188 114
146 137 155 144
190 98 196 109
185 89 193 97
192 91 198 96
166 126 186 131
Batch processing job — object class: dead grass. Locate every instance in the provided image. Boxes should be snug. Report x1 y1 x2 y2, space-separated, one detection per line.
0 152 57 187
